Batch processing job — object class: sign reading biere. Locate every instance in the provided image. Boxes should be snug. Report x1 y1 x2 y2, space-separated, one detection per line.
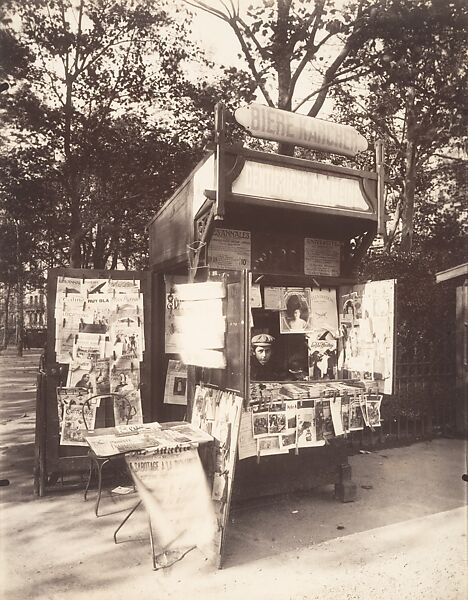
235 103 367 158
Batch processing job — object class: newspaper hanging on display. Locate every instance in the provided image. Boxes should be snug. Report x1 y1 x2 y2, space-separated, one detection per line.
54 274 145 445
338 280 396 395
164 279 227 369
126 446 217 569
191 385 243 563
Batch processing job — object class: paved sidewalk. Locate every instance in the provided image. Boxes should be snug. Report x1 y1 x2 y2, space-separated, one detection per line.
0 350 466 600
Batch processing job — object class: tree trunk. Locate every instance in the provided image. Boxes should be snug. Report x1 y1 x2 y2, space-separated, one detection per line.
400 87 417 253
92 223 107 269
2 282 11 349
16 279 23 357
275 0 295 156
69 187 83 267
400 147 416 252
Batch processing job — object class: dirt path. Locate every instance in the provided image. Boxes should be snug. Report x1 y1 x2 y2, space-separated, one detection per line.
1 349 466 600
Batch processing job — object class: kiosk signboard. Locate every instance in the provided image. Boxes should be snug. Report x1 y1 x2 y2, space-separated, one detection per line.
235 103 368 157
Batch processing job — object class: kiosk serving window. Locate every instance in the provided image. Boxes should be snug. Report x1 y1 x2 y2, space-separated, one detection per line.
249 281 395 393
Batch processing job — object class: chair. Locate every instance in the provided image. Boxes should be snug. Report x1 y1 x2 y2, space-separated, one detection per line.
82 393 134 516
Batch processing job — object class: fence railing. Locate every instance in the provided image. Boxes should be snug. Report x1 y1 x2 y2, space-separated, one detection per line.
348 360 458 451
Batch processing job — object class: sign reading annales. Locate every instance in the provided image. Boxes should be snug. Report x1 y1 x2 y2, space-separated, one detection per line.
304 238 340 277
208 228 251 270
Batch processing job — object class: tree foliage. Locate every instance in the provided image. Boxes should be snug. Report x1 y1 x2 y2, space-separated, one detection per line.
0 0 255 271
332 0 467 251
184 0 392 153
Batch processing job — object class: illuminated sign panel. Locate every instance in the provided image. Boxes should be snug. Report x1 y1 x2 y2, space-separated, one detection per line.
235 103 368 157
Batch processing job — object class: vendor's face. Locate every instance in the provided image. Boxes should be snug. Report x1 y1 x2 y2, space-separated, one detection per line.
254 345 272 365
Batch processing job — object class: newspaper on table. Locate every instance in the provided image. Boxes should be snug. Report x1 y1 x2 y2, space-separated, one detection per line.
84 422 212 457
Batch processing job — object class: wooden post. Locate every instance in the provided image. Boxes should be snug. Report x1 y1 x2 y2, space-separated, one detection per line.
375 140 386 237
214 102 226 221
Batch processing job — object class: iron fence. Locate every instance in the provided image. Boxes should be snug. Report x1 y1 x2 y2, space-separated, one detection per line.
348 360 458 451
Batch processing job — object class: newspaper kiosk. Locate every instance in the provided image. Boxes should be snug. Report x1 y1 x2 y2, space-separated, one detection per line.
148 103 396 565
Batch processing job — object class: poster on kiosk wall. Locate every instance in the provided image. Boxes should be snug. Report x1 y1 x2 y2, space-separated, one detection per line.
338 280 396 395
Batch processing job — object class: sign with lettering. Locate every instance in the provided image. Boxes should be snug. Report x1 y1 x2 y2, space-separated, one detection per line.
304 238 341 277
235 103 368 157
208 228 251 270
232 160 371 212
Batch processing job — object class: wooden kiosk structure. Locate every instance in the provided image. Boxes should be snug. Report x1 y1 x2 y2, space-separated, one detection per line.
35 103 395 568
148 104 395 519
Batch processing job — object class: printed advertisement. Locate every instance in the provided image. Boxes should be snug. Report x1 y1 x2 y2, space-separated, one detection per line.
304 238 341 277
208 228 251 270
164 360 188 405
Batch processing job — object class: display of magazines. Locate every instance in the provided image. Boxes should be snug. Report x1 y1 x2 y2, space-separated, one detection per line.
54 275 145 446
238 382 382 459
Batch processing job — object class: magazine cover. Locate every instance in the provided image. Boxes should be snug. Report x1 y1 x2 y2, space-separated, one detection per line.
320 399 335 439
308 338 338 380
90 358 110 395
279 431 297 449
268 410 287 434
257 436 288 456
110 357 140 394
359 395 370 426
79 294 114 333
56 387 90 430
252 411 269 437
163 359 188 405
285 400 297 430
109 315 143 359
72 332 106 362
315 400 325 442
66 360 94 391
111 279 140 293
237 409 257 460
55 326 77 364
309 288 338 334
60 403 96 446
296 406 317 447
341 395 350 433
113 389 143 426
114 292 143 318
349 396 365 431
56 276 82 297
279 287 313 334
367 395 382 428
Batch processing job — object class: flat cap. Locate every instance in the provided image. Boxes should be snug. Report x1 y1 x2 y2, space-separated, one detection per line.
251 333 275 346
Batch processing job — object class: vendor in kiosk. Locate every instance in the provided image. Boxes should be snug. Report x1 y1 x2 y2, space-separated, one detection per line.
250 333 277 381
